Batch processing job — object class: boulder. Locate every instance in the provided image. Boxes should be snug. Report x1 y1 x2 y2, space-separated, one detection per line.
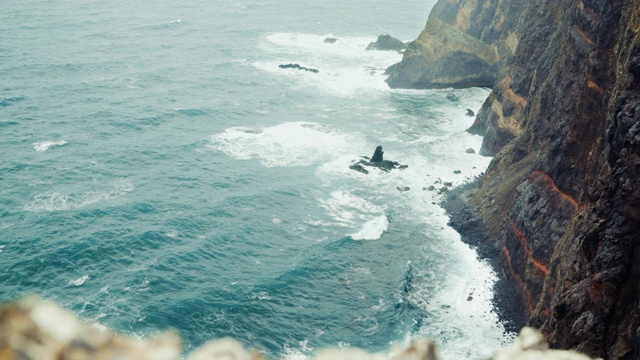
366 35 407 52
324 37 337 43
466 109 475 116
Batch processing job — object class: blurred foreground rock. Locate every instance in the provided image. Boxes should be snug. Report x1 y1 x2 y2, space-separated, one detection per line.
0 297 595 360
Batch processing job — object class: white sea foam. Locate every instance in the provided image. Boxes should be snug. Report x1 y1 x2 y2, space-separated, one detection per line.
383 204 514 359
23 179 134 212
33 140 68 152
250 291 272 301
349 215 388 241
253 32 404 97
317 190 388 240
282 339 313 360
207 121 365 168
68 275 89 286
0 245 5 253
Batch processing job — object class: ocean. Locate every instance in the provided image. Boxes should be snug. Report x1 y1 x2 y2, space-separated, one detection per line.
0 0 513 358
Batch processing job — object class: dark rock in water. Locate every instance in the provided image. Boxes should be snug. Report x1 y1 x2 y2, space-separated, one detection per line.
279 63 319 73
370 145 384 162
466 109 475 116
444 182 453 187
427 185 436 191
324 37 337 43
453 170 462 174
349 164 369 174
348 146 407 174
366 34 407 52
397 186 411 192
467 295 473 301
465 148 476 154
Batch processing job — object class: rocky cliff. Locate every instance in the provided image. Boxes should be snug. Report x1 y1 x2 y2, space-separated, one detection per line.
390 0 640 359
385 0 524 89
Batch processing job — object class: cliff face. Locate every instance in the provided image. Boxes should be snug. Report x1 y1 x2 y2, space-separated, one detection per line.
385 0 525 89
390 0 640 359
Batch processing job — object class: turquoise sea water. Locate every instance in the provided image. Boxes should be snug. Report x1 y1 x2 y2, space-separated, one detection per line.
1 1 513 358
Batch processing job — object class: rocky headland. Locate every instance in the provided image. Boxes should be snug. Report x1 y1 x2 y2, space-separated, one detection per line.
385 0 524 89
387 0 640 358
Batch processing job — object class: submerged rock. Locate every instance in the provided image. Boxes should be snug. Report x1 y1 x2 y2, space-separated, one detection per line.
278 63 319 73
466 109 475 116
324 37 337 43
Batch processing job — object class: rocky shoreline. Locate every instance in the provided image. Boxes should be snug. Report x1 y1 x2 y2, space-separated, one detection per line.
441 178 527 334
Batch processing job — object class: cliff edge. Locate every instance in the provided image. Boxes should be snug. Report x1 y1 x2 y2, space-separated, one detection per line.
390 0 640 359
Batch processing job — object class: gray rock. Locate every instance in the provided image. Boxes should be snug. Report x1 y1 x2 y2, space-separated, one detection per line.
371 145 384 162
366 34 407 52
279 63 319 73
349 164 369 174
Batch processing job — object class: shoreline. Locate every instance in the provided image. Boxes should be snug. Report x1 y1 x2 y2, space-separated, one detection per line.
441 178 527 334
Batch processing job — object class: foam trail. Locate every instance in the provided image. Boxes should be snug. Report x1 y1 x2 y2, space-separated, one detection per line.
254 33 405 97
317 190 388 240
23 179 134 212
69 275 89 286
33 140 68 152
208 122 366 168
349 215 388 241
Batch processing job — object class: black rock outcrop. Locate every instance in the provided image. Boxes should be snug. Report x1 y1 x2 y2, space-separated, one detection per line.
349 146 407 173
371 145 384 162
279 63 319 73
